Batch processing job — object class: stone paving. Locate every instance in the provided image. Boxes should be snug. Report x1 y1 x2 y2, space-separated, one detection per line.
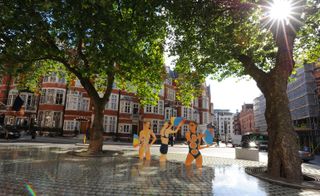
0 144 320 195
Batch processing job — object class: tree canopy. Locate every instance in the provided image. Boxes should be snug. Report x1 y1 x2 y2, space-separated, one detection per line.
165 0 319 85
0 0 166 105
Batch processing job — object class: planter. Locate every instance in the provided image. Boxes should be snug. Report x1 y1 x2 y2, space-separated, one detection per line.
235 147 259 161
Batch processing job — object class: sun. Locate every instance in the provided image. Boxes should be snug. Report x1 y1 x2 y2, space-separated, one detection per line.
269 0 293 23
261 0 302 30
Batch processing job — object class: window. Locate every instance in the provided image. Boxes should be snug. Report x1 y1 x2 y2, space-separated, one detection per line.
108 94 118 110
55 90 64 105
43 76 49 82
172 109 177 117
153 104 158 114
40 89 46 104
158 100 164 115
167 89 175 101
53 112 62 128
182 107 188 118
40 89 65 105
133 104 139 115
121 101 131 113
26 94 33 107
193 98 199 107
182 107 192 120
66 91 80 110
49 73 57 83
64 120 79 131
8 90 18 106
44 111 52 127
81 98 90 111
103 116 117 132
120 124 131 133
202 97 208 109
181 125 189 136
106 94 118 110
152 120 158 133
145 104 153 113
165 108 171 120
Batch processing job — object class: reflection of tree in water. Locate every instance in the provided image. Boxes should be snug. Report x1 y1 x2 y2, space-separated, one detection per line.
0 148 216 195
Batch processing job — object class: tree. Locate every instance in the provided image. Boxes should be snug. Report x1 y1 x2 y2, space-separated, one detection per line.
0 1 166 154
164 0 319 182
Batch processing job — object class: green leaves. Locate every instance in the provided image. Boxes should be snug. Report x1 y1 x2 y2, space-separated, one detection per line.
164 0 319 100
0 0 167 106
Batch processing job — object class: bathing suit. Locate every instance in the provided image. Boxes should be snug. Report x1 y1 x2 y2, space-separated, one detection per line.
161 129 169 139
188 132 201 159
160 129 170 154
160 143 168 154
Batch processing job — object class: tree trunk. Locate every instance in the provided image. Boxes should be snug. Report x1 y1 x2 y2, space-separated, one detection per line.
87 102 104 154
263 76 302 182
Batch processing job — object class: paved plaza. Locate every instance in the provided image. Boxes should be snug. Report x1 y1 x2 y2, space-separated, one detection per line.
0 141 320 195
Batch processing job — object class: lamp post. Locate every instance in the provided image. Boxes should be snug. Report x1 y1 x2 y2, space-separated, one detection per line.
115 89 121 141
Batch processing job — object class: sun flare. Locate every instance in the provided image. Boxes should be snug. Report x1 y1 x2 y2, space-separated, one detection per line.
269 0 293 23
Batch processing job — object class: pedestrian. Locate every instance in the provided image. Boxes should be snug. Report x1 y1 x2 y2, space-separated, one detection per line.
30 119 36 139
86 128 90 140
139 121 156 160
216 133 220 147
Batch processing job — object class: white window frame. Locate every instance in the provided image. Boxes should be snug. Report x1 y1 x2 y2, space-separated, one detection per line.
119 124 131 133
202 97 208 109
165 108 171 120
145 104 153 113
193 98 199 107
121 101 131 113
106 93 118 110
103 116 117 133
81 98 90 111
158 100 164 115
167 89 175 101
63 120 79 131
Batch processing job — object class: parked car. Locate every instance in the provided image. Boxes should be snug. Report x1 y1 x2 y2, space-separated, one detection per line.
0 125 21 139
241 133 268 151
298 150 315 162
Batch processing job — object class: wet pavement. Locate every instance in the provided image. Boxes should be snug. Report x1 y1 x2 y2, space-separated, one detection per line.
0 146 320 196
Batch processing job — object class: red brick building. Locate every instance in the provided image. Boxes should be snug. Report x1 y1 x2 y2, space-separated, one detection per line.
0 67 214 141
239 104 255 134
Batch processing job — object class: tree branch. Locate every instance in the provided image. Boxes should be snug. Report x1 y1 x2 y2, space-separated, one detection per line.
237 54 268 91
102 71 115 104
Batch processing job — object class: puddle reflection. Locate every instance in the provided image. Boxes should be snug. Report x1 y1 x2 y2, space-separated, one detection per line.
213 165 267 195
0 147 317 195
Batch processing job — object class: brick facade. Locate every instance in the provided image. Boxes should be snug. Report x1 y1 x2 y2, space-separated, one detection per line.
0 67 214 141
